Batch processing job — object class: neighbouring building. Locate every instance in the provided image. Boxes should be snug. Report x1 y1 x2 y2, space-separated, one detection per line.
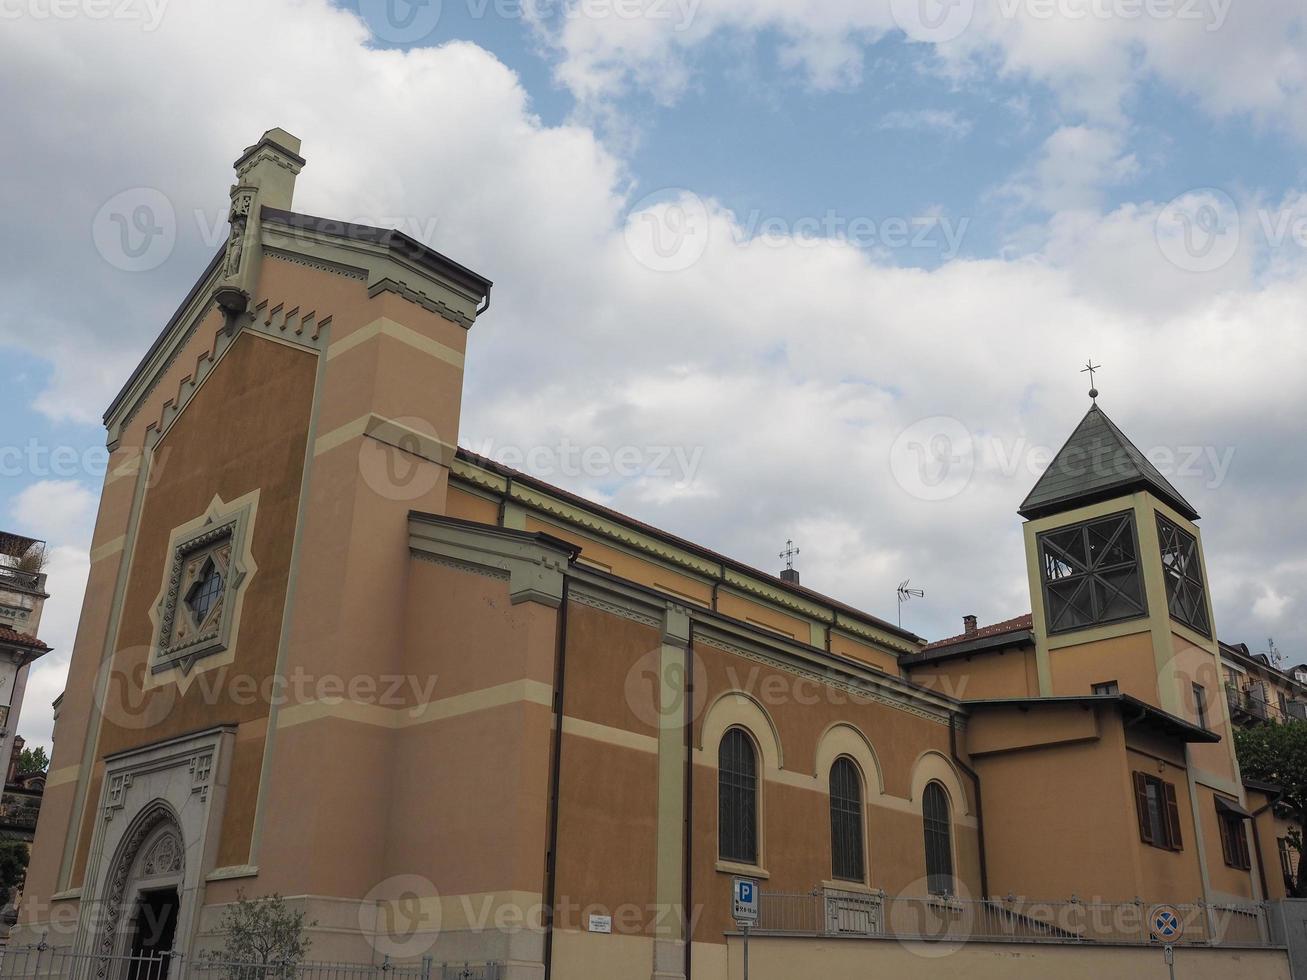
0 533 50 819
1216 640 1307 899
1 734 49 941
14 131 1293 979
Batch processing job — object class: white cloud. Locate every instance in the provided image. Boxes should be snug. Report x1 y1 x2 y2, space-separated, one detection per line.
4 0 1307 753
521 0 1307 141
1253 586 1290 622
11 481 97 540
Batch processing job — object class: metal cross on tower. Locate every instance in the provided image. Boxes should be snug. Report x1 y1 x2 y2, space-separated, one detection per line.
779 539 800 570
1081 358 1102 402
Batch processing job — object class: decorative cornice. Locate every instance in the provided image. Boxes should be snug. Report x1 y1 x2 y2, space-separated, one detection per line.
135 298 330 450
411 551 510 583
118 297 220 442
408 513 575 608
448 464 918 659
569 588 662 629
265 248 367 281
368 278 474 329
249 297 331 348
508 483 720 578
694 630 954 727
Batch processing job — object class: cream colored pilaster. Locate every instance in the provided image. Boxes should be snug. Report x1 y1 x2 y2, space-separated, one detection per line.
809 620 826 649
503 501 528 531
653 604 690 980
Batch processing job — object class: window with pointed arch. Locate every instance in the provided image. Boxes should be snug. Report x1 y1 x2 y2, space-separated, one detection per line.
830 757 865 883
922 781 954 896
718 727 759 865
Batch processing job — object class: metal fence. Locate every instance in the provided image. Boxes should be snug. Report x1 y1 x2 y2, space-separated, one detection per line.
757 888 1273 948
1225 682 1307 725
0 946 501 980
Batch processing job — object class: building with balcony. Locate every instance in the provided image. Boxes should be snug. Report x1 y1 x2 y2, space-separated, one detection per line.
1215 641 1307 900
0 534 50 807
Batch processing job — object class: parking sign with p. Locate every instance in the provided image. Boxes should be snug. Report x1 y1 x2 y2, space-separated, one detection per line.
733 878 758 926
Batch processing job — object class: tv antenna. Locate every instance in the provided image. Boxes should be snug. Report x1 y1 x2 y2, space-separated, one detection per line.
897 579 924 627
1268 637 1283 669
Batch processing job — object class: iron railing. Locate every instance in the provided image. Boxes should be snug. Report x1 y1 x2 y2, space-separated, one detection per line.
756 888 1273 947
1225 683 1307 725
0 565 42 592
0 946 500 980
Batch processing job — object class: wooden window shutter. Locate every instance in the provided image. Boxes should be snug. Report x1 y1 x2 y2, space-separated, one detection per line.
1218 808 1234 866
1164 781 1183 850
1133 772 1154 844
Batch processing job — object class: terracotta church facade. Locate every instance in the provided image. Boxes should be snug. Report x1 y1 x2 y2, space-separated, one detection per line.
14 131 1290 979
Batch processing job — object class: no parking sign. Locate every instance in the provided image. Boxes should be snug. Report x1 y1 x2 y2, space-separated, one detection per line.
1150 904 1184 942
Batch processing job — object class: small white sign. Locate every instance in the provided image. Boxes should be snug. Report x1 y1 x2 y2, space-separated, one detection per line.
732 878 759 925
588 914 612 934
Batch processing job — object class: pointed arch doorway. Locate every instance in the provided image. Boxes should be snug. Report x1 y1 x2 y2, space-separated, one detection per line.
95 802 185 980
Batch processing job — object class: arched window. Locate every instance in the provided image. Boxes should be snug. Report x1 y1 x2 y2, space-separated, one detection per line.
719 728 758 864
830 757 865 882
923 782 954 895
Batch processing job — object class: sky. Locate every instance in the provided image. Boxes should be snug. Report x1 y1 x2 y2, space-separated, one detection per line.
3 0 1307 753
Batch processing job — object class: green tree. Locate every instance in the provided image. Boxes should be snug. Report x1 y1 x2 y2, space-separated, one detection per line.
0 840 29 909
1235 720 1307 897
206 891 313 978
16 746 48 774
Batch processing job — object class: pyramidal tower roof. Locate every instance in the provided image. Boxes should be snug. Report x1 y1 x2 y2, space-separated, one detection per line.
1018 403 1200 522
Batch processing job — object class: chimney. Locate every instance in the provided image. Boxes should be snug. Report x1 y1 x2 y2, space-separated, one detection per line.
233 128 305 212
216 128 305 315
963 614 978 637
780 568 799 585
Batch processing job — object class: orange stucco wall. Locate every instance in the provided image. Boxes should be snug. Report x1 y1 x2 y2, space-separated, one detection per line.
1048 630 1161 702
69 332 315 884
908 645 1040 701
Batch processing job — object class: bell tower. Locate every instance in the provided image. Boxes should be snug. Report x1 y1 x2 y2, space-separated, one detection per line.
1018 379 1258 903
1018 390 1224 719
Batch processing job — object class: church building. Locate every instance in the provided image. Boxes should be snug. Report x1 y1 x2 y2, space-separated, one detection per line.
15 131 1292 979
